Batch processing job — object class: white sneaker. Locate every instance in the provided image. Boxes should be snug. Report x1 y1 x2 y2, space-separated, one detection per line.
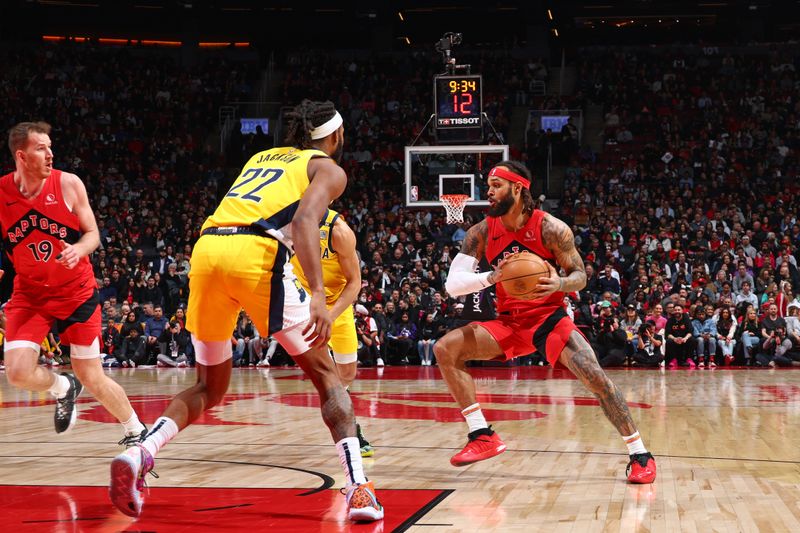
109 445 155 518
257 359 270 367
376 358 384 367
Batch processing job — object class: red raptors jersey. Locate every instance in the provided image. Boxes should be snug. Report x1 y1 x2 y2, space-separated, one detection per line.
486 209 564 313
0 169 94 291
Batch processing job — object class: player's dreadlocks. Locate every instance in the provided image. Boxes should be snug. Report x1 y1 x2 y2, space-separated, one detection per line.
496 160 535 214
283 99 338 149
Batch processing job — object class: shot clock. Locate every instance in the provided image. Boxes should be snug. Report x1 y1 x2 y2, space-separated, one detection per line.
434 74 483 130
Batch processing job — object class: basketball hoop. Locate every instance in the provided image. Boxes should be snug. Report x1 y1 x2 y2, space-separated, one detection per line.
441 194 469 224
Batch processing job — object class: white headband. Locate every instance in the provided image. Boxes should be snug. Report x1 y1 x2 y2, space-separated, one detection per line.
309 111 343 140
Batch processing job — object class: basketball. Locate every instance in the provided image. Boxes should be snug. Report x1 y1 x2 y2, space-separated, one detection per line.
499 251 552 300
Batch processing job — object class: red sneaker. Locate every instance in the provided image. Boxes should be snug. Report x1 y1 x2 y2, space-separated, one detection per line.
450 427 506 467
626 452 656 484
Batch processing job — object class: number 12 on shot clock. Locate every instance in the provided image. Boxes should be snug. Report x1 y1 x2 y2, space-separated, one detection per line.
435 74 482 130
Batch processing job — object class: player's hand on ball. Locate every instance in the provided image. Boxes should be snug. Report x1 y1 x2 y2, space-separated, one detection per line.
529 262 562 299
487 257 508 285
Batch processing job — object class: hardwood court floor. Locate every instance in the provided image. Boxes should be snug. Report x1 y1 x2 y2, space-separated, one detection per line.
1 364 800 532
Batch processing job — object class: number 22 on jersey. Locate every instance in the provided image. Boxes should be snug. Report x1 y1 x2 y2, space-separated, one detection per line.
225 167 285 202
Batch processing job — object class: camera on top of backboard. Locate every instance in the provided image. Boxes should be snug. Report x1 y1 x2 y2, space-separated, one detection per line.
436 32 463 53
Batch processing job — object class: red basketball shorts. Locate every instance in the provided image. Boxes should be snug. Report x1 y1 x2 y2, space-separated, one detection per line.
4 286 101 347
476 305 581 366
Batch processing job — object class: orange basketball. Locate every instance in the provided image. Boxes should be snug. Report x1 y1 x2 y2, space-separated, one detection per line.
499 251 552 300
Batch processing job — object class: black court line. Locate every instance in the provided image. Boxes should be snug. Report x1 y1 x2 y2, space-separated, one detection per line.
395 489 454 533
2 441 798 467
23 517 104 523
0 455 334 495
194 503 254 512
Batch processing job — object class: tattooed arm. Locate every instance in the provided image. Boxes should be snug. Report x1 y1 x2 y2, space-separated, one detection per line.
444 220 501 296
541 213 587 294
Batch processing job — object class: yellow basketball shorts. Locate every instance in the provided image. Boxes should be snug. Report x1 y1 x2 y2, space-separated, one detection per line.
329 304 357 364
186 233 310 346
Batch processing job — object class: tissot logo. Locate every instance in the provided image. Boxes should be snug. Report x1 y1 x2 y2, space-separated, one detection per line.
437 117 480 126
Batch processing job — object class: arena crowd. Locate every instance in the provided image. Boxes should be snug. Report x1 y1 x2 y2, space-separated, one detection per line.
1 41 798 370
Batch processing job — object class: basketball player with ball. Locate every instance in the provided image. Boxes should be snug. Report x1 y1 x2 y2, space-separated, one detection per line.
434 160 656 483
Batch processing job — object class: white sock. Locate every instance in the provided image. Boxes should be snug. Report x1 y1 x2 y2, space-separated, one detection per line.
121 411 147 436
623 432 648 455
47 374 71 399
139 416 179 458
462 403 488 433
336 437 367 486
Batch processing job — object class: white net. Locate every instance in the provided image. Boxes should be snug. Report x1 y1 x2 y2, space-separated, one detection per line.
441 194 469 224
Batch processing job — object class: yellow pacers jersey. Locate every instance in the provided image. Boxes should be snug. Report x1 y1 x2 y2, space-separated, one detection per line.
292 209 347 305
202 146 328 234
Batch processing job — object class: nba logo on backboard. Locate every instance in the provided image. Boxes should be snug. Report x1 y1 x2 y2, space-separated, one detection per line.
410 186 418 202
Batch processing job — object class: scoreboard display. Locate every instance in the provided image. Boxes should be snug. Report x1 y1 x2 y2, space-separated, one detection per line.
434 74 483 130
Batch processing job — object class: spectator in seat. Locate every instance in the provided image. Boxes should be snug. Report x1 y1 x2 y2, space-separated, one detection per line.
386 311 417 364
758 324 794 367
417 313 441 366
584 263 601 297
785 303 800 351
117 327 147 368
162 263 186 316
732 263 754 293
369 303 389 367
573 292 597 344
144 305 169 362
354 304 379 367
99 277 117 303
142 276 165 309
254 336 279 367
651 303 668 331
632 321 664 367
761 303 786 341
120 309 144 338
593 301 628 367
716 307 738 366
665 304 696 368
598 264 621 297
151 247 172 277
738 306 761 365
102 319 121 360
692 306 718 368
620 304 642 357
735 280 759 310
156 321 192 368
232 312 258 367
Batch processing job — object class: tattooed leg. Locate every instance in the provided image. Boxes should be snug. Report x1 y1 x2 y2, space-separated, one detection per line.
320 385 356 441
293 345 355 441
560 331 637 436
